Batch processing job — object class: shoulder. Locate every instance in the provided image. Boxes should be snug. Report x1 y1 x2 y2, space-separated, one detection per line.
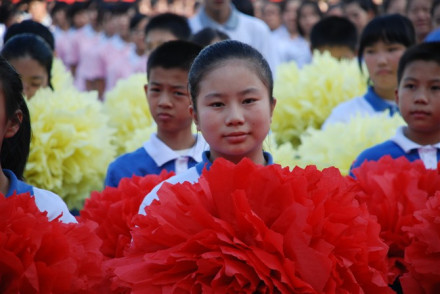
138 167 200 215
323 95 372 128
351 140 402 169
33 188 77 223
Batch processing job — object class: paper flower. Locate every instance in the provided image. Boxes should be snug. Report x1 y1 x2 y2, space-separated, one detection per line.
109 159 391 293
399 193 440 293
0 193 105 293
289 113 405 174
51 57 75 91
104 73 153 155
272 51 367 147
24 87 116 210
79 170 174 259
351 156 440 284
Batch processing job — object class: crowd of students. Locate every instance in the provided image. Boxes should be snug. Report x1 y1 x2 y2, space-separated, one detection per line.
1 0 440 291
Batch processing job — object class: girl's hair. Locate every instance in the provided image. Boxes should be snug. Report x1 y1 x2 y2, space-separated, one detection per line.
188 40 273 112
1 33 54 90
190 28 230 48
296 0 323 37
358 14 416 69
0 56 31 180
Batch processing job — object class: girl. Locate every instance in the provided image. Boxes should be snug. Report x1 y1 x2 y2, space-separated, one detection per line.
323 14 416 128
296 0 323 43
0 56 75 223
343 0 378 39
1 33 53 99
139 40 276 213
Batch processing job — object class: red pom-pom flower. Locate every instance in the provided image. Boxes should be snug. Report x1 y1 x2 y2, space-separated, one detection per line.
79 170 174 259
109 159 391 293
0 193 104 293
351 156 440 284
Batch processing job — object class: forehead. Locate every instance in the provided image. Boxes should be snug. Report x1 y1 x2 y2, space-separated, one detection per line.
402 60 440 77
149 67 188 84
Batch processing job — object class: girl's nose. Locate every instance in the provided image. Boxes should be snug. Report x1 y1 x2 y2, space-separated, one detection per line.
225 104 244 125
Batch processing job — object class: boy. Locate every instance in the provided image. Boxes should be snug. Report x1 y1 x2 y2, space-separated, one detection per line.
104 40 207 188
310 16 358 60
351 42 440 172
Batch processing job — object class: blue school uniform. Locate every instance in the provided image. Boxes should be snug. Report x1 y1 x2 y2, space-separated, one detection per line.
138 151 274 214
322 86 399 128
4 169 76 223
104 133 208 188
350 126 440 174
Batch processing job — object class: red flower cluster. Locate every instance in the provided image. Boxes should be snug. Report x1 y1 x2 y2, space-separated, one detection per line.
80 170 174 258
109 159 391 293
352 156 440 290
0 193 104 293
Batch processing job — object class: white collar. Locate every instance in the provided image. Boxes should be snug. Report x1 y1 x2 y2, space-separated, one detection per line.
143 133 207 166
391 126 440 152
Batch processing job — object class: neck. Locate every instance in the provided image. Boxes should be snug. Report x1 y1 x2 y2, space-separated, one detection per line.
157 129 196 150
209 149 266 165
404 127 440 146
0 169 10 196
205 6 231 24
373 86 395 101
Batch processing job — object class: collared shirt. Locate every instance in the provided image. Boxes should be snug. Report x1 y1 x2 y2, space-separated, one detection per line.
4 169 77 223
189 4 277 73
138 151 274 214
104 133 208 188
350 126 440 173
323 86 399 129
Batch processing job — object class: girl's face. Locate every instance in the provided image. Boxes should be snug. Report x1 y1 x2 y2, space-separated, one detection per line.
8 56 49 99
363 40 406 93
344 2 372 35
0 83 21 149
192 60 275 165
283 0 300 34
298 4 321 38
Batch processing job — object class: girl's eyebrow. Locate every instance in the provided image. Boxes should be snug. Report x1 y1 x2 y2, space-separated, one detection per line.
204 88 261 99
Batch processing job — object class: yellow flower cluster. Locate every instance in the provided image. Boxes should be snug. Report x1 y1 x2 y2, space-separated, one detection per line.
24 87 116 210
104 73 154 155
273 113 405 175
272 51 367 147
51 58 74 91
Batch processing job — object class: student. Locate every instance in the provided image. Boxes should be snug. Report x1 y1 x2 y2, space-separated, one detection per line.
144 12 191 56
383 0 407 15
406 0 432 43
351 42 440 171
188 0 277 73
310 16 358 60
139 40 276 214
261 0 283 31
342 0 377 40
0 56 75 223
424 0 440 41
323 14 416 128
104 40 207 188
1 33 53 99
296 0 322 43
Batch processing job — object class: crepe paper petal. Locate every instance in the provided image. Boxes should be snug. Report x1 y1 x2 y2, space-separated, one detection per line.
109 159 391 293
24 87 116 210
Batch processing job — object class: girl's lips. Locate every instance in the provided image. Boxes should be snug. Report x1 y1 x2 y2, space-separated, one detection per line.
224 132 248 143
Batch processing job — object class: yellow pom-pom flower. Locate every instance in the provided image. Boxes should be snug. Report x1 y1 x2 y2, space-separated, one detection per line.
51 58 75 91
24 87 116 210
104 73 153 155
272 51 367 147
290 113 405 175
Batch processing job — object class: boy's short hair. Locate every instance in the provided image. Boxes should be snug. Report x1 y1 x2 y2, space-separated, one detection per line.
147 40 203 79
397 42 440 84
310 16 358 52
144 13 191 41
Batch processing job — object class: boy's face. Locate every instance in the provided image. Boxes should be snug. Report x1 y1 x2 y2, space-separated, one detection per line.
145 67 193 137
317 46 355 60
396 60 440 143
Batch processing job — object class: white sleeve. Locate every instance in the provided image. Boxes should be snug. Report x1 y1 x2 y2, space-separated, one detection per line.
33 188 77 223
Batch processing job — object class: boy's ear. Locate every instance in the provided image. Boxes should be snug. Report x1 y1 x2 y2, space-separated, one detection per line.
189 105 200 131
144 84 148 96
270 97 277 121
395 88 399 105
5 110 23 138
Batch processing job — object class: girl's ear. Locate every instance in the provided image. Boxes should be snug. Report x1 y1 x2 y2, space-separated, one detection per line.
270 97 277 120
5 109 22 138
189 104 200 131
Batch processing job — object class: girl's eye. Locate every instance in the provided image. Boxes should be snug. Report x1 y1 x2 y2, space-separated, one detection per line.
364 48 375 54
431 85 440 91
404 83 415 89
